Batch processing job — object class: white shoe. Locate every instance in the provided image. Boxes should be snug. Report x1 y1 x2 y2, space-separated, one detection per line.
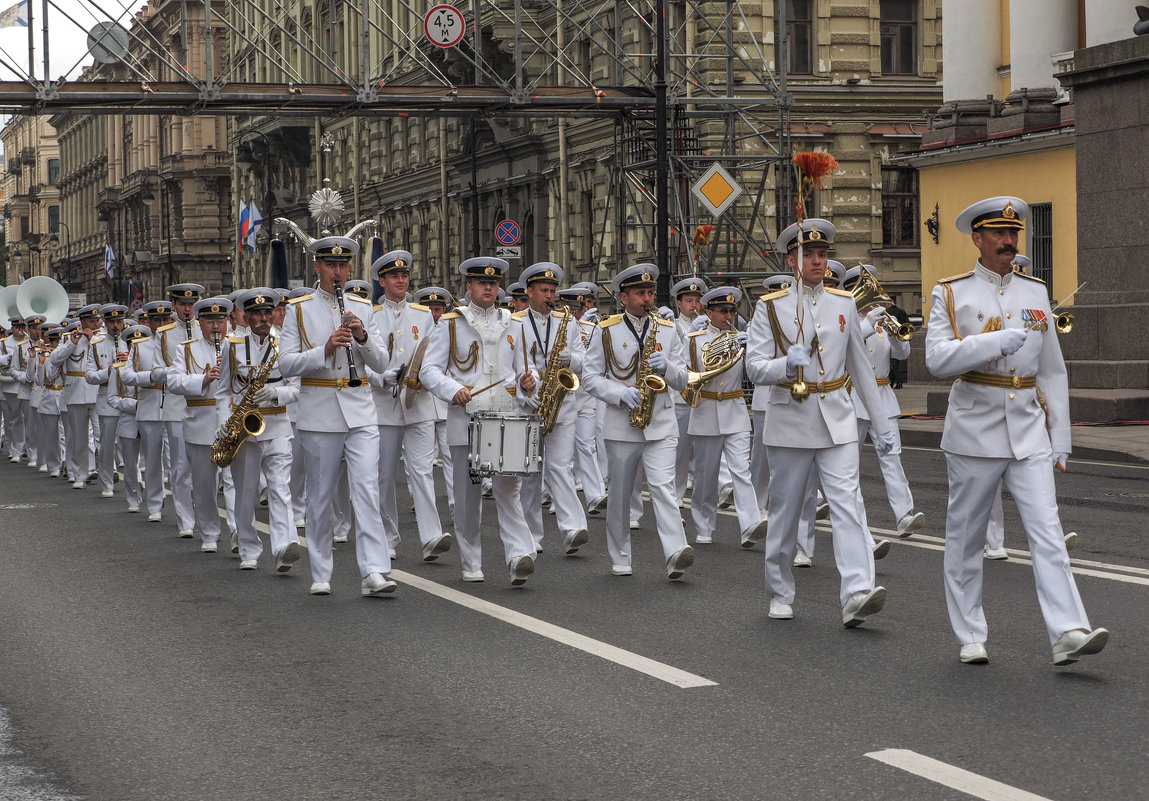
985 546 1008 560
562 528 589 555
8 456 20 464
666 546 695 580
49 468 60 478
896 510 925 537
1064 531 1079 551
100 490 114 498
201 541 218 554
422 533 454 562
960 643 989 664
793 547 813 568
27 460 37 469
276 541 302 573
388 547 397 559
769 597 794 620
872 540 891 560
462 570 486 583
629 519 641 530
230 531 239 555
717 485 734 509
334 534 349 544
695 534 713 544
239 560 258 570
1052 628 1109 666
38 464 47 473
586 496 607 516
71 480 84 490
509 554 535 586
610 564 633 576
127 506 140 513
147 512 162 522
294 519 305 529
178 530 194 539
309 581 331 595
740 518 768 549
361 572 398 596
842 587 887 628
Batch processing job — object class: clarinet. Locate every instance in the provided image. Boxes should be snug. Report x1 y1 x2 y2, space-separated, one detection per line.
332 283 363 387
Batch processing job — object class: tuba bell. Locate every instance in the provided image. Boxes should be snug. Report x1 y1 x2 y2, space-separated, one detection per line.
850 270 914 342
16 276 70 325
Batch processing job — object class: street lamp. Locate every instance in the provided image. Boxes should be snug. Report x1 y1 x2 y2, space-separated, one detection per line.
48 219 71 288
139 173 177 287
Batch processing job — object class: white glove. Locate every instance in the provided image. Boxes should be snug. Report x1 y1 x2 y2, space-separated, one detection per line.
382 367 402 387
252 386 278 405
785 344 811 379
690 315 710 332
874 431 898 457
657 306 675 319
150 366 167 384
865 307 885 333
582 308 599 323
557 350 571 367
619 387 641 410
996 328 1028 356
1053 452 1069 471
647 350 667 374
735 331 748 347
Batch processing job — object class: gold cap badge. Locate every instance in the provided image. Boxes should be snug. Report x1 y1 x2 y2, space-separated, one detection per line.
210 303 220 313
332 245 344 255
726 293 735 303
808 229 823 241
395 258 406 268
641 270 652 282
484 265 496 276
183 289 193 297
1003 202 1017 220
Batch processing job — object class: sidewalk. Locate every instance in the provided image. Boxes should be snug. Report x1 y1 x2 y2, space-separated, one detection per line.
894 383 1149 465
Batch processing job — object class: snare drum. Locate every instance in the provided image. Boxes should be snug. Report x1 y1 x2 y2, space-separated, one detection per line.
468 413 542 477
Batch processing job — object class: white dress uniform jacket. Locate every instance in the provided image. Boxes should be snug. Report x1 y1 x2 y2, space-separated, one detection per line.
214 332 300 440
166 337 225 446
83 332 121 417
278 289 388 430
925 264 1070 459
121 334 167 422
685 325 751 436
154 323 192 422
48 333 98 406
582 312 688 441
852 320 909 422
367 299 438 425
512 307 582 426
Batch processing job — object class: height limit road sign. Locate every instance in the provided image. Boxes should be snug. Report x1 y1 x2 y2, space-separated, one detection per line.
425 5 465 48
495 219 521 246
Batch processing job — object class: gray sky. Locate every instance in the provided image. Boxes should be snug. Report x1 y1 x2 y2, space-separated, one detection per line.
0 0 140 83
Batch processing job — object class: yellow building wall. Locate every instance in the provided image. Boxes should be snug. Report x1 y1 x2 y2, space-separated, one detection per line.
918 145 1077 317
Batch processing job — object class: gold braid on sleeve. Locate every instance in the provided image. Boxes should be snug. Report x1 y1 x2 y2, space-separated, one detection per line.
447 318 479 373
603 328 638 381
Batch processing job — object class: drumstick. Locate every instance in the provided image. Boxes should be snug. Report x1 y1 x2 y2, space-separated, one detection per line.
450 379 503 406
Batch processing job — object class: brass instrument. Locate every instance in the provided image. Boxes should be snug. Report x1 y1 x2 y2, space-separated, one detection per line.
333 283 363 387
628 311 668 429
850 270 914 342
681 329 744 408
1055 313 1073 334
211 345 278 467
537 304 580 435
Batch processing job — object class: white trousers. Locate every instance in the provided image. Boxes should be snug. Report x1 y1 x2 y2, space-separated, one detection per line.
64 404 91 480
604 436 687 569
118 431 141 510
796 463 875 559
857 418 914 520
221 465 237 535
985 480 1005 550
39 412 61 471
19 399 36 462
673 402 693 500
300 428 391 583
765 443 876 606
943 452 1090 646
449 444 536 575
3 392 24 458
185 443 221 542
96 415 118 493
692 432 761 540
138 420 165 516
290 422 307 524
572 400 606 502
379 422 445 553
749 410 770 512
164 421 195 532
522 419 588 547
232 437 297 562
434 419 453 513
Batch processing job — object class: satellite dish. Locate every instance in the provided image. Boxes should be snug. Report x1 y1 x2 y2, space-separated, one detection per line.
87 22 130 65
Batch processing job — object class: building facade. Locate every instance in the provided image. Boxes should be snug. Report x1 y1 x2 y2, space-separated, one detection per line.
2 115 61 289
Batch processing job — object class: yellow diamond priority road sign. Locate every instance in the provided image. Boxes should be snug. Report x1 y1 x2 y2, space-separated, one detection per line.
692 162 743 217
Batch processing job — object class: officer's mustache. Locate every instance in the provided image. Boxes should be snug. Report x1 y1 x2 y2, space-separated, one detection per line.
997 245 1018 256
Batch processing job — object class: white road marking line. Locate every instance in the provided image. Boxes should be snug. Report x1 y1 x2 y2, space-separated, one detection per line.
392 570 718 689
866 749 1057 801
233 508 717 689
899 444 1149 471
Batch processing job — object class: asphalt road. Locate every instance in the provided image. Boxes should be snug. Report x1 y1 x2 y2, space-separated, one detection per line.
0 445 1146 801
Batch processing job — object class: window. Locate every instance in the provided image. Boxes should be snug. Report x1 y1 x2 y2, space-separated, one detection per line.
1029 202 1054 298
48 205 59 234
881 166 919 248
779 0 813 75
47 158 60 185
880 0 917 75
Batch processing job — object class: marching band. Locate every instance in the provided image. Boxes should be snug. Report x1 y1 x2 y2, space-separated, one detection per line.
0 194 1108 667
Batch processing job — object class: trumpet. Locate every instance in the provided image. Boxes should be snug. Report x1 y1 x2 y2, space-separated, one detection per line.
1055 313 1074 334
333 283 363 388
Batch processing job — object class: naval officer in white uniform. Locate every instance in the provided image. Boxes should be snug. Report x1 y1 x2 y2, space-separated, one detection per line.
925 196 1107 666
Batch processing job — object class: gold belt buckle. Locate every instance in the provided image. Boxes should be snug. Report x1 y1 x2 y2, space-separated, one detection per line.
336 378 346 390
1011 375 1021 389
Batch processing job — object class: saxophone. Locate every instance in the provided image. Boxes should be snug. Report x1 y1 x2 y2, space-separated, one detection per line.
536 304 580 435
211 345 278 467
628 311 668 429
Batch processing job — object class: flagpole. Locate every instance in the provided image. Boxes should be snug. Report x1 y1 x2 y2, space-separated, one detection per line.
26 0 33 79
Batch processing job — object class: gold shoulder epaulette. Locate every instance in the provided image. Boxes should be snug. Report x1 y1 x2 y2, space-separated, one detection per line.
372 304 383 313
687 329 707 338
346 294 370 304
156 322 177 333
1014 271 1046 284
180 338 196 346
826 287 853 298
227 335 245 344
111 361 127 369
758 288 790 302
600 313 624 328
551 310 567 319
287 294 311 305
937 270 974 284
441 311 461 320
656 316 675 327
511 310 526 321
90 335 106 344
409 303 429 312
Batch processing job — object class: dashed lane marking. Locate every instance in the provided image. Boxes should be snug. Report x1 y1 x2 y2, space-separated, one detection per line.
866 749 1057 801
